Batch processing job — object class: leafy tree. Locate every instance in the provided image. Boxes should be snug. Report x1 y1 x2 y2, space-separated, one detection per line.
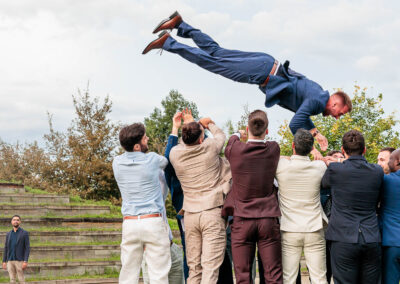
278 86 400 162
144 90 199 153
44 88 121 201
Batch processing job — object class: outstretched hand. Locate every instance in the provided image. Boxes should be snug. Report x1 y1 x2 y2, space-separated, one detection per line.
311 148 323 161
199 117 214 129
171 112 182 135
238 129 248 142
315 133 328 151
182 108 194 124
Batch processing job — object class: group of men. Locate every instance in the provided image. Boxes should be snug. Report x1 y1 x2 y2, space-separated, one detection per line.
113 107 400 284
111 10 400 284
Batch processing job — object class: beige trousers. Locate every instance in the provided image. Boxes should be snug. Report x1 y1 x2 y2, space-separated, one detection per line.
185 207 226 284
119 217 171 284
281 229 328 284
7 261 25 283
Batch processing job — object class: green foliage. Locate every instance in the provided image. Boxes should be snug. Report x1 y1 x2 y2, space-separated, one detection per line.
144 90 199 153
278 86 400 162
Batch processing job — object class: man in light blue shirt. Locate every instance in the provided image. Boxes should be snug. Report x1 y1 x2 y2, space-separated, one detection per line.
113 122 171 284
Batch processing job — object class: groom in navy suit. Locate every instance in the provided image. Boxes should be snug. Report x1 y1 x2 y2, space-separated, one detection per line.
143 11 352 159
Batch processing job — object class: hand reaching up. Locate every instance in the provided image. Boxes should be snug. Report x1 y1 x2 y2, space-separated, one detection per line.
199 117 214 129
182 108 194 124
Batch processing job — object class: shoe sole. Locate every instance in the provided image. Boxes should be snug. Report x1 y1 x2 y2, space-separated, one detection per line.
152 11 180 34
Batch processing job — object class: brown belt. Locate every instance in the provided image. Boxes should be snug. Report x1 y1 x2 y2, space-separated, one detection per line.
260 60 278 87
123 213 162 220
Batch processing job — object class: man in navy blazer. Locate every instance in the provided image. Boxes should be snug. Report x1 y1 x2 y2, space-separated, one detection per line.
380 149 400 284
143 11 353 158
322 130 383 284
2 215 30 283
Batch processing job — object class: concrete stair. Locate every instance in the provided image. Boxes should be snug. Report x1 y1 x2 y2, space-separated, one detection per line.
0 230 121 243
0 183 121 281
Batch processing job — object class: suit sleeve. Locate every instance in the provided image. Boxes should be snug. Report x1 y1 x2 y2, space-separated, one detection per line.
208 124 226 154
224 135 240 161
321 166 332 190
3 233 8 263
289 100 319 134
164 135 178 189
23 231 30 262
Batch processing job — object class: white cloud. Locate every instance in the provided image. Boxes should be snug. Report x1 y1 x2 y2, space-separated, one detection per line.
355 56 381 71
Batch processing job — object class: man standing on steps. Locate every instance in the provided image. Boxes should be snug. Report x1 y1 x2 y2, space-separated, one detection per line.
2 215 30 284
113 123 171 284
142 11 353 159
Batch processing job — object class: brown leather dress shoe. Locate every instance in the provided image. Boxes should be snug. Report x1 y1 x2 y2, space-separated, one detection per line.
142 31 170 54
152 11 182 34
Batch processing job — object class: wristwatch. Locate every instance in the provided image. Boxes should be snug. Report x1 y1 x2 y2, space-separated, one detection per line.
312 130 320 137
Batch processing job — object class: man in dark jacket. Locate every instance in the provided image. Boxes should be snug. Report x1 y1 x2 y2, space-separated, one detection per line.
2 215 30 283
322 130 383 283
143 11 353 159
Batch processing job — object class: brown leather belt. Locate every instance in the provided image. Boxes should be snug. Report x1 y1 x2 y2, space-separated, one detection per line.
123 213 162 220
260 60 278 87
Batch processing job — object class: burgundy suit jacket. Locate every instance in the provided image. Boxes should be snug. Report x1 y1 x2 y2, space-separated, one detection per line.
221 135 281 218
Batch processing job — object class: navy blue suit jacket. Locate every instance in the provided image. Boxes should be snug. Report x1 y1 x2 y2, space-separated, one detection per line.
164 135 184 214
260 61 329 134
2 227 30 262
322 156 384 243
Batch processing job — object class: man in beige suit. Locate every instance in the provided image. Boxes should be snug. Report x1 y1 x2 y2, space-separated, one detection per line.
275 129 328 284
169 116 231 284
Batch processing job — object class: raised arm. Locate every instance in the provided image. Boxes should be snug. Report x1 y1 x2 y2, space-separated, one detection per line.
200 117 226 153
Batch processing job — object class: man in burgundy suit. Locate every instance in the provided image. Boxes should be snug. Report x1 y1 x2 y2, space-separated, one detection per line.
222 110 283 283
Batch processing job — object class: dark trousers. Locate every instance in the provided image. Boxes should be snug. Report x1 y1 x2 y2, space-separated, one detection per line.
330 240 381 284
231 216 283 284
163 21 275 85
383 246 400 284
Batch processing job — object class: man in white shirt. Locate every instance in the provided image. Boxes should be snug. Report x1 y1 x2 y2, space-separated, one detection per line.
275 129 328 284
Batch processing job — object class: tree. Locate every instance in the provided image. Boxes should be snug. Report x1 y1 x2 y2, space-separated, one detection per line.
44 88 121 201
144 90 199 153
277 86 400 162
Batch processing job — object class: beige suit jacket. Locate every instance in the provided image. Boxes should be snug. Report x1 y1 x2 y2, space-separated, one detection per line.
276 155 328 232
170 124 232 213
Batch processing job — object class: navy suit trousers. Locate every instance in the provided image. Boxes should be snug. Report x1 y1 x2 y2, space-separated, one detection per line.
383 246 400 284
163 21 275 85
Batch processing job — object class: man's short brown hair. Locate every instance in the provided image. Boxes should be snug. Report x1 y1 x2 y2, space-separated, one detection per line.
248 110 268 137
327 150 341 157
332 91 352 112
182 122 203 145
380 147 396 153
119 123 145 152
342 130 365 156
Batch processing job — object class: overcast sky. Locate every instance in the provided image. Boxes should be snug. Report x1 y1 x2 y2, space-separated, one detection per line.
1 0 399 144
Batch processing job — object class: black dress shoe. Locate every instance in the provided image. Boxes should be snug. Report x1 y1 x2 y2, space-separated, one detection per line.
142 31 170 55
152 11 183 34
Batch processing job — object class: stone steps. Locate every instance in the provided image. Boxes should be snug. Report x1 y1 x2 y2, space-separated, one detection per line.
1 245 120 260
0 260 121 277
0 183 25 194
0 193 69 204
0 217 122 229
29 279 118 284
0 204 111 216
0 230 122 243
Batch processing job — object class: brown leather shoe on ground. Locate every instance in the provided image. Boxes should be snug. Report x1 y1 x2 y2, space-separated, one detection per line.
152 11 182 34
142 31 170 54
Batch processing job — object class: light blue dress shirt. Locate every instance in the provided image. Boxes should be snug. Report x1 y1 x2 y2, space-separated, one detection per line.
112 151 168 217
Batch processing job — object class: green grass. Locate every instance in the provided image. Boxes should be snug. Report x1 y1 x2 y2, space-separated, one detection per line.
0 212 123 219
0 268 119 282
0 180 22 184
31 241 120 247
24 186 49 195
168 218 179 231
